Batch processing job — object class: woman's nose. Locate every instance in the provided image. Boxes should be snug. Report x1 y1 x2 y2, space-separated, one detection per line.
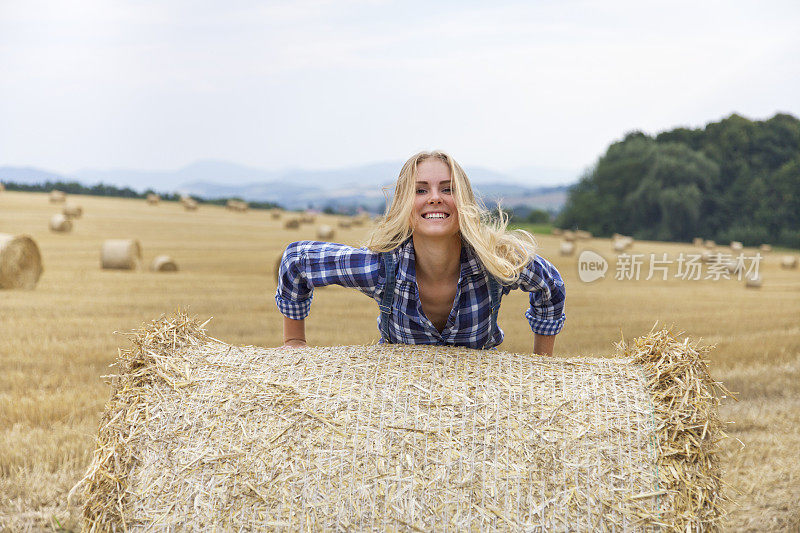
428 189 442 203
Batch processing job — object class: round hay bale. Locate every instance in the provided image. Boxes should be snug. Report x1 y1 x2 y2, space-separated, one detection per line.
759 244 771 253
552 228 563 236
703 240 716 249
71 314 729 531
692 237 704 247
182 198 199 211
745 274 762 288
226 200 248 212
63 204 83 219
316 225 335 240
146 193 160 205
559 240 575 256
562 230 575 242
0 182 5 192
0 234 43 290
723 260 743 274
300 212 316 224
780 255 798 269
49 190 66 203
151 255 178 272
270 209 282 220
101 239 142 270
49 213 73 233
338 218 352 229
730 241 743 251
284 218 300 230
574 230 592 240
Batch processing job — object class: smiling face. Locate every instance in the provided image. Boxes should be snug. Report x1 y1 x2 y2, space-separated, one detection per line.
411 158 460 240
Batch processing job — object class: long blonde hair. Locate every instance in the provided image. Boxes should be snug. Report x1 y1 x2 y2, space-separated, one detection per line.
365 150 537 284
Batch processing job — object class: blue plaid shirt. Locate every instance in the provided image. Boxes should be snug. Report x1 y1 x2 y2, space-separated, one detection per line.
275 238 566 349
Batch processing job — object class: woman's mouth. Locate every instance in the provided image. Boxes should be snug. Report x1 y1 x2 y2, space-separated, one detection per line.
422 212 449 219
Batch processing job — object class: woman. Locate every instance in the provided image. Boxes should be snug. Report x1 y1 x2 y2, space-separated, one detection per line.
275 150 565 354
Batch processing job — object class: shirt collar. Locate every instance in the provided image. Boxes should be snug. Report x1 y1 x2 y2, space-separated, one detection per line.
395 237 485 283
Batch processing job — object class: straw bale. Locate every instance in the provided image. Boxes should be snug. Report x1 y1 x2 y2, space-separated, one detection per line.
226 199 248 212
574 229 592 240
758 243 771 253
745 274 762 288
562 230 575 241
284 218 300 229
71 313 729 531
49 189 66 203
300 211 317 224
150 255 178 272
49 213 73 233
270 209 283 219
729 241 743 251
693 238 704 247
182 198 199 211
0 182 5 192
338 218 353 229
101 239 142 270
0 233 43 289
703 240 715 249
559 240 575 256
780 255 798 269
613 236 633 252
552 227 563 236
63 204 83 219
146 193 160 205
316 224 335 240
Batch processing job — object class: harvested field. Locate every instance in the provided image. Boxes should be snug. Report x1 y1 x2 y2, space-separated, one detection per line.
0 190 799 531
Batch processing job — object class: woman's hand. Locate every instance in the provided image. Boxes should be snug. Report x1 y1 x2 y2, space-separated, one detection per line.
533 333 556 356
282 338 308 349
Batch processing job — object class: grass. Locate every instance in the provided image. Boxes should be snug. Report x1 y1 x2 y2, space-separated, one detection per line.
508 222 553 236
1 190 799 530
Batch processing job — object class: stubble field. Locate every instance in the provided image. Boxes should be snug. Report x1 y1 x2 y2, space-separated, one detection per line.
1 191 798 531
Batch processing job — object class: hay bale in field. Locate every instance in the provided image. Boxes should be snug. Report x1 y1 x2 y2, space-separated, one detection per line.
551 227 563 236
759 243 771 253
338 218 353 229
0 182 5 192
284 218 300 230
704 239 716 249
574 229 592 240
71 313 729 531
150 255 178 272
182 198 199 211
270 209 282 220
49 189 66 203
561 229 575 242
613 235 633 252
559 240 574 256
49 213 73 233
146 193 160 205
780 255 798 269
693 237 704 247
745 274 763 288
316 224 335 240
730 241 743 251
101 239 142 270
63 204 83 219
300 211 316 224
226 199 248 212
0 233 43 290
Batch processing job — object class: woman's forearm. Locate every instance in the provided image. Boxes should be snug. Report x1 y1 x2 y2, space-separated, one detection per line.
533 333 556 356
283 316 306 346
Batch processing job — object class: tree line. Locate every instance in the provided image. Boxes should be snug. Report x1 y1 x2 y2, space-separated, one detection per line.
557 113 800 248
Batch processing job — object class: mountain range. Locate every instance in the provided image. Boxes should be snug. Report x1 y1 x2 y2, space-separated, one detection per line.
0 160 576 212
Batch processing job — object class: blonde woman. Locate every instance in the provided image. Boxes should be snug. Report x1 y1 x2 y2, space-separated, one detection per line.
276 151 565 354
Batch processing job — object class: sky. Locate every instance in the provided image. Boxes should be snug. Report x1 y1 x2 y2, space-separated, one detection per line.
1 0 799 183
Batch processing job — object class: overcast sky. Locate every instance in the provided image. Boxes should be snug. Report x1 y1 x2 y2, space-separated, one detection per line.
1 0 799 182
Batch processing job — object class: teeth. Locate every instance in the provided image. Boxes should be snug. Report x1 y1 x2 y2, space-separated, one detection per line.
424 213 447 219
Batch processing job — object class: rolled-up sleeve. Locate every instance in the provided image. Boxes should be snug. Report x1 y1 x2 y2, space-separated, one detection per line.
274 241 383 320
508 255 566 336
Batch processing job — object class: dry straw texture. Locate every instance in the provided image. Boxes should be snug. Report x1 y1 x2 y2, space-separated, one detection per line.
49 213 73 233
0 233 43 289
72 313 728 531
150 255 178 272
101 239 142 270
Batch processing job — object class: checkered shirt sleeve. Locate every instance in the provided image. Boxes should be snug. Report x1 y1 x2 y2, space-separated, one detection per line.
504 254 567 336
275 241 383 320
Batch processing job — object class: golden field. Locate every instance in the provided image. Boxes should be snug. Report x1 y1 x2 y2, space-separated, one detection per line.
1 190 798 531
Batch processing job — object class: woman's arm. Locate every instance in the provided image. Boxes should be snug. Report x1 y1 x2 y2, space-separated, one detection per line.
283 316 307 348
533 333 556 356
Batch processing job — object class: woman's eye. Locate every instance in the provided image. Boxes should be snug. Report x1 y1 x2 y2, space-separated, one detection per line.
442 188 451 194
416 188 427 194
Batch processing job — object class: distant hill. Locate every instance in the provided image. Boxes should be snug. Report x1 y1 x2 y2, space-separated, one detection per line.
1 159 576 212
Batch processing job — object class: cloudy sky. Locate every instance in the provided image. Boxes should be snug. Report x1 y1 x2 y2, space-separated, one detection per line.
1 0 798 183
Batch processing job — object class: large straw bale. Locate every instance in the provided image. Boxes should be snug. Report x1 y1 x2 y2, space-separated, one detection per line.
574 229 592 240
101 239 142 270
270 209 283 219
758 243 771 253
49 189 66 203
703 240 716 249
49 213 73 233
729 241 743 251
63 204 83 219
0 233 43 289
300 211 317 224
150 255 178 272
0 182 5 192
745 274 762 288
338 218 353 229
613 236 633 252
559 240 574 256
71 313 729 531
284 218 300 229
693 237 704 247
226 199 248 212
551 227 563 236
562 229 575 241
182 198 199 211
146 193 160 205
